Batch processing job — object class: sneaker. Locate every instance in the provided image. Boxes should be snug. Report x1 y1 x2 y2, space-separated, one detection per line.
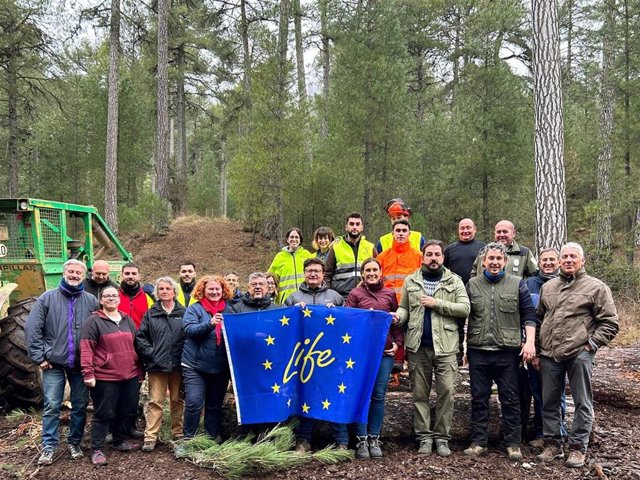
368 436 383 458
355 436 370 459
418 438 433 455
295 438 311 453
91 449 108 466
507 445 523 461
127 429 144 440
565 449 586 468
463 443 487 457
142 440 156 452
435 440 451 457
536 444 565 462
68 444 84 459
113 440 141 452
37 449 54 466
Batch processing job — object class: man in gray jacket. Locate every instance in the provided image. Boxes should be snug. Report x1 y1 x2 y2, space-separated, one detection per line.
535 242 619 468
285 258 345 451
25 259 99 465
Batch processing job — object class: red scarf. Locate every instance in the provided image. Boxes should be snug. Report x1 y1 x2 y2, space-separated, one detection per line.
200 298 226 345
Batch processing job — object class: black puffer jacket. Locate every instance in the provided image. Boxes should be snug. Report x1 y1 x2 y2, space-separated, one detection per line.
135 301 186 372
230 294 279 313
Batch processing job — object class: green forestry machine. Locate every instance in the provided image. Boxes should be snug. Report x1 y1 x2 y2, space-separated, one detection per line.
0 198 132 410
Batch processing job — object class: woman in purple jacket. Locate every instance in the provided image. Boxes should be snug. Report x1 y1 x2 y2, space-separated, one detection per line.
345 258 402 460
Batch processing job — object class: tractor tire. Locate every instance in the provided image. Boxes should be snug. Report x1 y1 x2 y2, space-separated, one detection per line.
0 297 43 410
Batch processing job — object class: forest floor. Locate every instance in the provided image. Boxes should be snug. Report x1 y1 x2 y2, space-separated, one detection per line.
1 216 640 480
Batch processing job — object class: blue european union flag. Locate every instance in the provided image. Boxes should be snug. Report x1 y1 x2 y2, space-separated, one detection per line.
223 305 392 425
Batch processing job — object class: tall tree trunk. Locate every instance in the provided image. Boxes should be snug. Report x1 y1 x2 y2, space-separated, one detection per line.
532 0 567 253
293 0 313 165
240 0 252 113
7 52 18 197
597 2 615 254
319 0 330 138
623 0 635 264
155 0 170 202
565 0 573 83
104 0 120 233
174 44 188 216
220 142 227 218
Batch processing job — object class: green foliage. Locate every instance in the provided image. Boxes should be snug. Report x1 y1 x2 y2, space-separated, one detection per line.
175 424 352 478
119 188 171 234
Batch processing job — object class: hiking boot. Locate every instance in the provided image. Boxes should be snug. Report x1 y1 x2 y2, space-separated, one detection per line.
355 436 370 459
536 444 565 462
295 438 311 453
142 440 156 452
463 443 487 457
68 444 84 459
529 438 545 448
435 440 451 457
91 449 108 466
417 438 433 455
368 436 383 458
114 440 141 452
38 449 54 466
507 445 523 461
565 449 586 468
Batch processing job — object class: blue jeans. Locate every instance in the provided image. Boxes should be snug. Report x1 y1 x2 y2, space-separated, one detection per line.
41 366 89 451
296 418 349 445
355 355 394 437
183 367 229 439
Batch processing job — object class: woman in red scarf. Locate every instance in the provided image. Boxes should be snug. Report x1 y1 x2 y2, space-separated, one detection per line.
180 275 233 441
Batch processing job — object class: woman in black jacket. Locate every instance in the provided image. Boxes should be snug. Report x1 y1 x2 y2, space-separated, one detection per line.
135 277 186 452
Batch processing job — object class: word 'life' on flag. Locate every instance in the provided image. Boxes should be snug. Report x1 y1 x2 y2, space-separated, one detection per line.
223 305 392 425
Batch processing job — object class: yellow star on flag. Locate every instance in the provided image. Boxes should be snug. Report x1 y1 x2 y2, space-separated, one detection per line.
279 315 290 326
322 399 331 410
271 383 280 394
342 333 351 344
302 308 312 318
265 335 275 346
325 315 336 325
262 359 272 370
302 403 310 413
346 358 355 369
338 383 347 393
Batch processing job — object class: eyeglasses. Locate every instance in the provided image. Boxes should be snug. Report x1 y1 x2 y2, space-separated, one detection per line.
102 294 119 299
305 269 323 274
249 282 267 287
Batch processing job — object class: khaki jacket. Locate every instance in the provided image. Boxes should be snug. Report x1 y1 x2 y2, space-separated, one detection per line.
538 268 619 362
397 267 470 355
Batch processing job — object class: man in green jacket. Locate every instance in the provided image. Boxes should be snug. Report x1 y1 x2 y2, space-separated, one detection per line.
396 240 470 457
535 242 619 468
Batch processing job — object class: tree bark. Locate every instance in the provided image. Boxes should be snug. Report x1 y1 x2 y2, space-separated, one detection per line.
155 0 170 202
319 0 330 138
532 0 567 253
174 44 188 216
597 3 615 254
7 51 18 197
293 0 313 165
240 0 252 114
104 0 121 233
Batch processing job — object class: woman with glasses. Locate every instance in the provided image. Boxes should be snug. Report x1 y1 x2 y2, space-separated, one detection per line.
80 286 143 466
267 227 313 304
265 273 279 304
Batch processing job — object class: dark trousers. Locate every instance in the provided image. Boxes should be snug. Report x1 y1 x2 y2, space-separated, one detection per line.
183 367 229 439
90 378 140 449
468 348 521 446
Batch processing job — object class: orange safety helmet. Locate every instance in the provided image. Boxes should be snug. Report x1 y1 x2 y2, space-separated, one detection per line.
384 198 412 218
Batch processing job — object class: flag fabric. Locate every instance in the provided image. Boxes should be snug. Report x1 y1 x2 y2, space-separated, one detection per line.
223 305 392 425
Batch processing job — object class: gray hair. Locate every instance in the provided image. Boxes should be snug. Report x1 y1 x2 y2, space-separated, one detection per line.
154 276 179 298
538 246 560 258
63 259 87 272
561 242 584 258
248 272 267 283
480 242 508 259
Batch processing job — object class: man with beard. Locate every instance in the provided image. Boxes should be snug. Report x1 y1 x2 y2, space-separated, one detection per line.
230 272 279 313
464 242 537 461
118 262 154 329
82 260 118 299
176 261 197 307
396 241 470 457
324 212 375 298
471 220 537 279
26 259 99 465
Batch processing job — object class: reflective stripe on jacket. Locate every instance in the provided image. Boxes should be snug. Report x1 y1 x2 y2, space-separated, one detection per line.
330 236 374 296
268 247 314 304
377 241 422 302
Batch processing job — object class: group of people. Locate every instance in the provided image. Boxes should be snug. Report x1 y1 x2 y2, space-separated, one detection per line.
23 198 619 470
